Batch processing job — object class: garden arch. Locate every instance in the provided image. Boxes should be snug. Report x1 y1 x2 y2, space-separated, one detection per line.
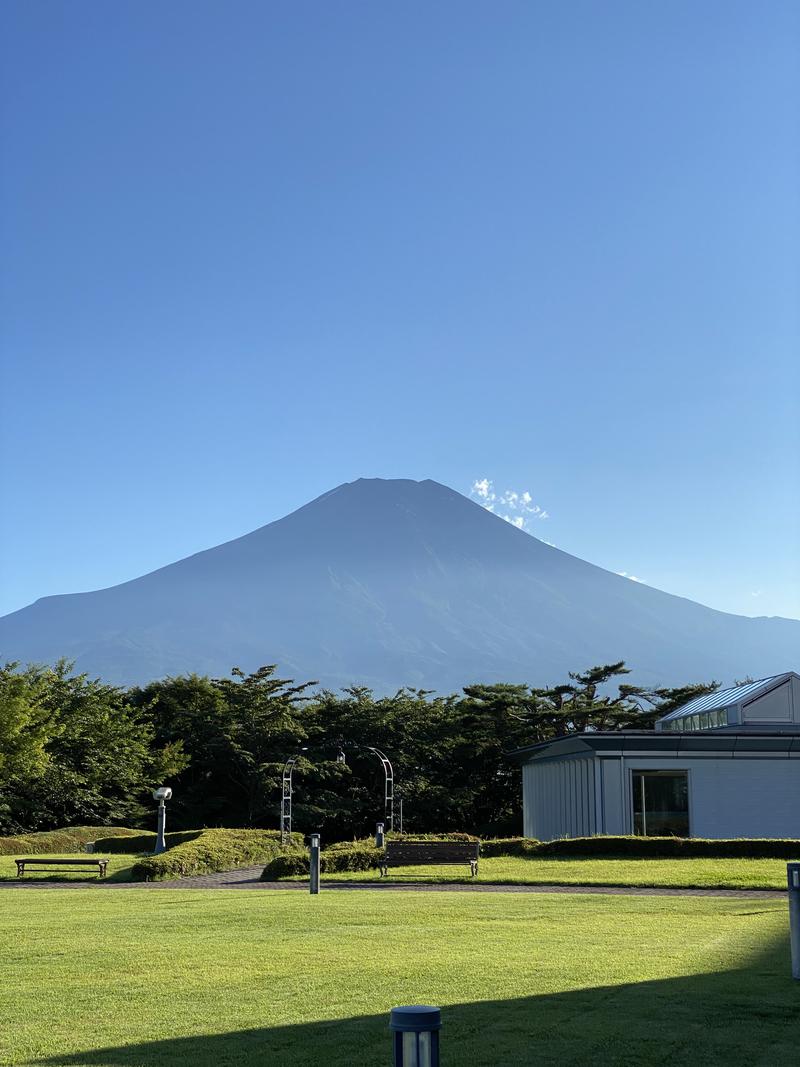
280 744 394 843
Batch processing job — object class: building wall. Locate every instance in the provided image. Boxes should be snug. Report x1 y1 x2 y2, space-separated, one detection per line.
523 752 800 840
741 680 794 724
522 757 598 839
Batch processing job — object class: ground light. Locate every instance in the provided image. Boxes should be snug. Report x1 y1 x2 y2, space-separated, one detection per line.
309 833 320 895
788 862 800 979
389 1006 441 1067
152 786 172 854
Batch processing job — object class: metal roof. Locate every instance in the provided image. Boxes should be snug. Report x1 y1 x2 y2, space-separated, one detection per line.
658 672 797 723
508 728 800 762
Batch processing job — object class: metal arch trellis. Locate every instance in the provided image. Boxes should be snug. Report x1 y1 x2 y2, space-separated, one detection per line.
280 744 394 844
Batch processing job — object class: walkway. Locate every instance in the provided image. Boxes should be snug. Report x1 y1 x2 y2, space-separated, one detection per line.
1 867 787 898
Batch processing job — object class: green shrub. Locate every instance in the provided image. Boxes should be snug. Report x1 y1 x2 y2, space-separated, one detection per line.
387 831 479 842
261 852 309 880
479 837 540 857
130 829 303 881
0 826 141 856
536 835 800 859
261 840 383 880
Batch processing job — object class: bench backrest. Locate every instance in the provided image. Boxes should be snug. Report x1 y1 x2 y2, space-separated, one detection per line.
384 841 479 863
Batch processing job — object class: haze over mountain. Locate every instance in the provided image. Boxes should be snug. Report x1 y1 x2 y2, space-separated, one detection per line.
1 478 797 692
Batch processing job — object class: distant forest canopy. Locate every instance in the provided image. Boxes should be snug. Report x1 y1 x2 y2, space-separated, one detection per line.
0 660 717 839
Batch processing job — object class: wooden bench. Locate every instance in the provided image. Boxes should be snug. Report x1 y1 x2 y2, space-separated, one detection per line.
15 857 110 879
380 840 480 877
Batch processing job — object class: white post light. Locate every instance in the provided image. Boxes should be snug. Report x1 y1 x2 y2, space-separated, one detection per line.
375 822 385 848
152 787 172 855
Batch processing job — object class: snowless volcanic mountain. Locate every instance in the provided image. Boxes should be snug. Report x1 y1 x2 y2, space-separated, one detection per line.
1 478 798 691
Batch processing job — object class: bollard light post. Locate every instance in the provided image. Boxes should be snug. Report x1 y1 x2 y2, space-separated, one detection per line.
389 1006 441 1067
152 787 172 855
788 862 800 979
375 822 385 848
309 833 321 896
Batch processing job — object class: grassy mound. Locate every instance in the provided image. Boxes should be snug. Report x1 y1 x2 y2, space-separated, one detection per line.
131 828 304 881
0 826 141 856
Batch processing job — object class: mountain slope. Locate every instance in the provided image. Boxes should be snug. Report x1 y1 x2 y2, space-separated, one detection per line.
0 478 797 691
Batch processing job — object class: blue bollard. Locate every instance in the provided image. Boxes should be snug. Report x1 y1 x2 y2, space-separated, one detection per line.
389 1005 440 1067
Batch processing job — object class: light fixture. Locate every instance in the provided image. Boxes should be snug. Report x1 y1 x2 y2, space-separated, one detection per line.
152 786 172 854
389 1006 441 1067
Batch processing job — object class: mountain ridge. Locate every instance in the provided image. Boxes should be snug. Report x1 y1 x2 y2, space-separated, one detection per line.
1 477 797 691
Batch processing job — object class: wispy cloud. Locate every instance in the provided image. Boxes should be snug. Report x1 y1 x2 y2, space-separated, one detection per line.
751 590 762 598
469 478 550 532
617 571 645 583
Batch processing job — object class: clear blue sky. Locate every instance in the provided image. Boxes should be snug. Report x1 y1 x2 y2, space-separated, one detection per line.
1 1 798 621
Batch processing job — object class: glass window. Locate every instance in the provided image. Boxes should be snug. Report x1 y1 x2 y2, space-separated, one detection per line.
632 770 689 836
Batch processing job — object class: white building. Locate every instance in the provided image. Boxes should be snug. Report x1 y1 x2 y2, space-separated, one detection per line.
516 672 800 841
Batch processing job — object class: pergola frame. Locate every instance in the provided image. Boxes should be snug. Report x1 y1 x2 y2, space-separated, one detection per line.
280 744 394 844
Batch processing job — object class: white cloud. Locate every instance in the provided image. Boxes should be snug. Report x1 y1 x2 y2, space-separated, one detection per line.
617 571 645 583
751 590 762 598
469 478 549 532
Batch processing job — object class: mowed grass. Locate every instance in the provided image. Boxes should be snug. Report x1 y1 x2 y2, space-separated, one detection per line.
0 854 140 883
0 888 796 1066
318 855 791 890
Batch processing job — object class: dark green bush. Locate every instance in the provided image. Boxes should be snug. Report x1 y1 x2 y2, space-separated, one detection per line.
130 829 303 880
535 835 800 859
261 840 382 880
387 831 479 842
0 826 141 856
261 852 309 880
479 837 539 857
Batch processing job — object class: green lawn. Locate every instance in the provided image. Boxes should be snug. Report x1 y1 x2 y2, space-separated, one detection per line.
0 854 140 883
3 852 792 890
318 855 790 890
0 889 795 1066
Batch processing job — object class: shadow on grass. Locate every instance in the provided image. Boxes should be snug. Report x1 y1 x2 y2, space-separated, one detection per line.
32 934 799 1067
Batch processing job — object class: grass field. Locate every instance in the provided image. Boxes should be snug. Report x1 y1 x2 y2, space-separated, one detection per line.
0 888 796 1066
316 855 792 890
3 852 793 889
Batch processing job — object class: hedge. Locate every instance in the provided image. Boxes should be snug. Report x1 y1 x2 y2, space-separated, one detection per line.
130 828 304 881
0 826 141 856
262 840 382 880
534 835 800 859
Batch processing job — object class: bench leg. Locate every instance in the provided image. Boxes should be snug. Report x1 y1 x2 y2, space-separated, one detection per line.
470 861 478 877
16 863 24 878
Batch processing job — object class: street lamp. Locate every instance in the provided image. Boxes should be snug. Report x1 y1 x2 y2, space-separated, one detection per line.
389 1006 441 1067
152 786 172 855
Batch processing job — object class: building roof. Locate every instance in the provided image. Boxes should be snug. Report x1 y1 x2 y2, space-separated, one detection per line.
509 729 800 763
657 672 798 724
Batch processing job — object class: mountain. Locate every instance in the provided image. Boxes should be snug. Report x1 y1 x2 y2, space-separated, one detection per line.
1 478 797 692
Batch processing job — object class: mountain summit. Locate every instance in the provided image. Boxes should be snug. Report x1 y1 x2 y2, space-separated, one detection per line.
1 478 797 690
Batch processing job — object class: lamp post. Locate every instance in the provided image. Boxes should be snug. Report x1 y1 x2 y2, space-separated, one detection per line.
375 822 385 848
788 862 800 979
389 1006 441 1067
309 833 321 896
152 787 172 855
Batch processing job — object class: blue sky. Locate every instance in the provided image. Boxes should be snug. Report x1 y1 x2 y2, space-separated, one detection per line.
1 1 798 621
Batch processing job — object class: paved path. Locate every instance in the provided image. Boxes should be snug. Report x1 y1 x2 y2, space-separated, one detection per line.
0 867 787 898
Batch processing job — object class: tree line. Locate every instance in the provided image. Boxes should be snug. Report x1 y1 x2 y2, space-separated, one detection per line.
0 659 716 839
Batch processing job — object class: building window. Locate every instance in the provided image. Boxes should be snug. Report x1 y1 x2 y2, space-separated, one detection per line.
632 770 689 836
